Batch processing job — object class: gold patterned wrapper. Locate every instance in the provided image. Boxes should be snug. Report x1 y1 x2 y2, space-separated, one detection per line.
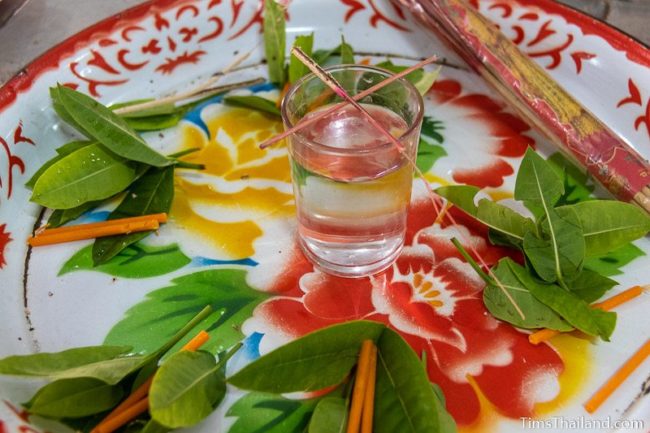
400 0 650 211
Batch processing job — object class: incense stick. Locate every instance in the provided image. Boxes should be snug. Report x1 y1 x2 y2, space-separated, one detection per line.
114 46 257 115
258 55 438 149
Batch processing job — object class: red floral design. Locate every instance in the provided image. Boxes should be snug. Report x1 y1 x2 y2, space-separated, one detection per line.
427 79 533 188
0 121 33 201
617 79 650 139
340 0 410 31
248 194 564 425
0 224 11 269
480 1 596 74
59 0 245 97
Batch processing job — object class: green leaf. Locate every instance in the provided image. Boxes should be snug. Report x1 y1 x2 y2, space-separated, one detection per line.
477 200 536 245
339 37 354 65
223 95 281 117
264 0 286 86
92 166 175 265
308 397 348 433
375 60 440 95
50 86 92 138
26 378 123 418
124 113 184 132
228 321 386 393
436 184 536 245
523 208 585 283
431 383 446 406
110 100 178 118
584 243 645 276
435 185 479 216
149 351 225 428
140 420 169 433
56 140 94 156
59 242 191 279
26 141 93 189
484 258 572 331
25 154 65 190
337 36 356 92
519 267 617 341
556 201 650 257
568 269 618 303
514 148 564 217
31 143 137 209
105 269 269 355
227 392 317 433
0 346 132 377
374 328 456 433
51 356 147 385
417 117 446 173
56 85 171 167
289 33 314 83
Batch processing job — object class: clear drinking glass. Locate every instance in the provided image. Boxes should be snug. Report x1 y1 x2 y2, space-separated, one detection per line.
281 65 424 278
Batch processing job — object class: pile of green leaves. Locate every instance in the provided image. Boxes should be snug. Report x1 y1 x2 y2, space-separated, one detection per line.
0 319 455 433
0 307 225 431
437 148 650 341
25 85 205 265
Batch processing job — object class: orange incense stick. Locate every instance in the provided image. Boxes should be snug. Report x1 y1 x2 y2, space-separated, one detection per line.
347 340 375 433
28 213 168 246
93 397 149 433
360 344 377 433
584 338 650 413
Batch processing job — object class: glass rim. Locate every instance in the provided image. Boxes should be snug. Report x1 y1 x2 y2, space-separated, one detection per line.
280 64 424 155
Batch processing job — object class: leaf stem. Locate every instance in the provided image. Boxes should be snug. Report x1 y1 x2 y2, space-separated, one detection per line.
156 305 213 358
450 238 493 284
216 342 243 371
174 161 205 170
168 147 202 158
113 48 258 115
451 238 526 321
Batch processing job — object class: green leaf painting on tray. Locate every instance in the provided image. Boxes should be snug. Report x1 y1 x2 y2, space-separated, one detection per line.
60 242 191 279
227 392 318 433
417 117 446 173
308 397 348 433
92 166 175 265
105 269 269 355
546 152 594 206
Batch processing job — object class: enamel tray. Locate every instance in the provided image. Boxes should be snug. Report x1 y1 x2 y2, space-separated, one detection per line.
0 1 649 432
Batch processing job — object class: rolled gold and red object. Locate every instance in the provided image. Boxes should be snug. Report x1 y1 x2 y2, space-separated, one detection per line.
401 0 650 212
